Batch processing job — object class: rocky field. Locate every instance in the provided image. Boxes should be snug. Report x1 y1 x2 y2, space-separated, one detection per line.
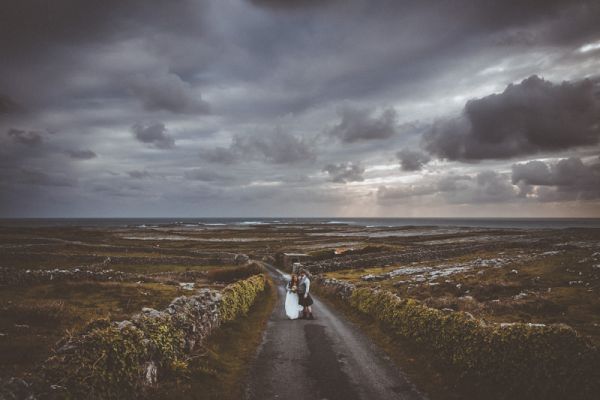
1 220 599 398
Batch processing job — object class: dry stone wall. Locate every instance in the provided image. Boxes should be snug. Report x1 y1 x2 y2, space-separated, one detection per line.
1 274 267 399
314 277 600 400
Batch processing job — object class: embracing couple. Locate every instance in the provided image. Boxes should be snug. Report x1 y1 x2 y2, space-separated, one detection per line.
285 269 314 320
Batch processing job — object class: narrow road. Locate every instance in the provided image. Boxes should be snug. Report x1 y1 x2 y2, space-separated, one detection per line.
245 265 426 400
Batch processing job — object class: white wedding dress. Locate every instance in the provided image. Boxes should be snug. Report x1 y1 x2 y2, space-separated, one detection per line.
285 289 303 319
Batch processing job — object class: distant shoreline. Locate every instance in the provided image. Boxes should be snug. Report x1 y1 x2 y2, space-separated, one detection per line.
2 217 600 229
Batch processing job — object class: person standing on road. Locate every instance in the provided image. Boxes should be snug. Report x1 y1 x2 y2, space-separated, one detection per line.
298 269 314 319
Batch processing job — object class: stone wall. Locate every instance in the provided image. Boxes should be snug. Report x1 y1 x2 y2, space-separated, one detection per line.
314 277 600 399
1 274 267 399
303 242 514 274
0 266 147 286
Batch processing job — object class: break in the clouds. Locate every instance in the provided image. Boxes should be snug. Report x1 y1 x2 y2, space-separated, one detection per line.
1 0 600 217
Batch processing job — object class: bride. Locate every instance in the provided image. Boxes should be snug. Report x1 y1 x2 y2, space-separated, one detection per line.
285 274 304 319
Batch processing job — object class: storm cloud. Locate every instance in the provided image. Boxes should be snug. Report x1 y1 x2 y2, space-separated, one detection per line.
65 149 97 160
423 76 600 161
329 107 398 143
397 149 431 171
131 123 175 149
7 129 43 146
512 157 600 200
128 71 210 114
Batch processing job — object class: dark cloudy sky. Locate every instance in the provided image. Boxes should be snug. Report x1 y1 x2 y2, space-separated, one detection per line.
1 0 600 217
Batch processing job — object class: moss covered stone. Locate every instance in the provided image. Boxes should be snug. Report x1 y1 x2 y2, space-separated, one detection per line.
219 274 266 322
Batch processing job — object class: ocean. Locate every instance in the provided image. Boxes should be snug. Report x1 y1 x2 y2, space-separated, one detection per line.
1 217 600 229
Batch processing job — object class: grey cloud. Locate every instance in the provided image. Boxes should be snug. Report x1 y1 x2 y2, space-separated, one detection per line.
92 183 142 198
232 131 315 163
65 149 97 160
7 128 43 146
396 149 431 171
512 160 553 185
378 170 516 204
128 71 210 114
0 94 22 114
469 171 517 203
184 169 233 182
377 183 437 200
512 157 600 200
131 123 175 149
128 170 151 179
323 162 365 183
14 169 74 187
250 0 335 9
0 1 208 59
201 130 315 164
199 147 238 164
329 107 398 143
423 75 600 161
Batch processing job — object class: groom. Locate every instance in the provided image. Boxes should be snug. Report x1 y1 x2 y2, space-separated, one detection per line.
297 269 314 319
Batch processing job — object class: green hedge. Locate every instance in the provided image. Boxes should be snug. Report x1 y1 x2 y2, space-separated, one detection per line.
341 287 600 399
219 274 266 322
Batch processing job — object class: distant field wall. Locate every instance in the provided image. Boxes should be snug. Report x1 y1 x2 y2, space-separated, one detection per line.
314 277 600 400
302 242 512 274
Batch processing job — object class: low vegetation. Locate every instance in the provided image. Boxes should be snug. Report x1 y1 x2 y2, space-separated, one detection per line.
0 281 179 379
3 222 600 399
205 262 264 283
150 279 276 400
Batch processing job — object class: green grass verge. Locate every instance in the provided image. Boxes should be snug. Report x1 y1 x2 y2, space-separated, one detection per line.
149 279 276 399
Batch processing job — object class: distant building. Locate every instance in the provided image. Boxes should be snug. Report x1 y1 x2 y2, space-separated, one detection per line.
282 253 310 272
